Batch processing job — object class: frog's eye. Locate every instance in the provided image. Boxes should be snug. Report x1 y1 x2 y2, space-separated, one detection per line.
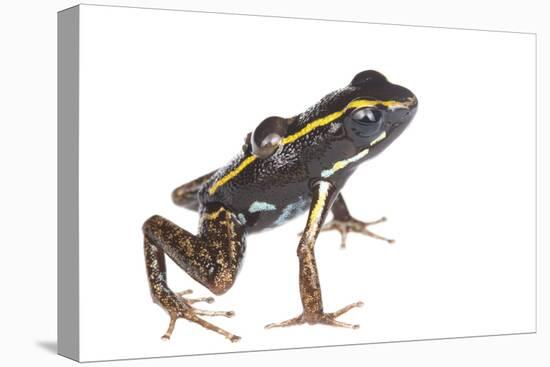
348 107 384 137
351 107 382 125
251 116 289 159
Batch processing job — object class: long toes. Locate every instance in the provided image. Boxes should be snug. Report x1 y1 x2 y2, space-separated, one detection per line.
265 315 304 329
187 296 215 304
229 335 241 343
174 311 240 342
176 289 217 305
176 289 193 296
194 309 235 318
321 317 360 329
339 229 349 249
366 216 387 225
360 227 395 243
327 301 364 318
310 216 393 247
160 316 177 340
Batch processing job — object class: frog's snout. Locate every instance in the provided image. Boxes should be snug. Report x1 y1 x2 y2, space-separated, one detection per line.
407 95 418 109
386 91 417 132
403 96 418 118
393 87 418 122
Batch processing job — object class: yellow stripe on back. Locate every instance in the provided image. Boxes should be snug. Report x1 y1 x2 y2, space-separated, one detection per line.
208 155 257 195
208 98 410 195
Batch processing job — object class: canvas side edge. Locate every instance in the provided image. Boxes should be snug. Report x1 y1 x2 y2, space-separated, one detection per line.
58 5 80 362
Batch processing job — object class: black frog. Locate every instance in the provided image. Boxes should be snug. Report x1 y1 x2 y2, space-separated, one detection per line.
142 70 418 342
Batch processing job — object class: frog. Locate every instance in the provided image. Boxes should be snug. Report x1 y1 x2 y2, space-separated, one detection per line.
142 70 418 342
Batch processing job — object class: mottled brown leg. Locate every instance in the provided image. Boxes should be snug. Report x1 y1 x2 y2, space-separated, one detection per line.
321 193 394 248
144 236 239 342
171 170 217 210
143 204 245 342
266 181 364 330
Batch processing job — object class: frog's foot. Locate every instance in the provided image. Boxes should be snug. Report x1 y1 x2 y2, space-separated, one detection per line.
159 289 239 342
264 301 364 330
320 216 394 248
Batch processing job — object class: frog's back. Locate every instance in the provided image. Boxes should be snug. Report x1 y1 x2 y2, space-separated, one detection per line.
199 144 314 233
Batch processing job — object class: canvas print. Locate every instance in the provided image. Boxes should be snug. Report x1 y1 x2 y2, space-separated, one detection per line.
58 4 536 362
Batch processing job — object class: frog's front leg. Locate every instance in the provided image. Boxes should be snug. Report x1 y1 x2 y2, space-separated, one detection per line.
142 204 245 342
320 193 394 248
171 169 217 210
266 181 364 330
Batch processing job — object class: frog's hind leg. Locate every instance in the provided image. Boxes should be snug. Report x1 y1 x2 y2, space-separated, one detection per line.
320 193 394 248
142 204 245 342
172 170 217 210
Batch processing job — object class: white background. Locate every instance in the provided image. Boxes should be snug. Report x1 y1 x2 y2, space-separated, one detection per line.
0 0 548 366
77 4 536 361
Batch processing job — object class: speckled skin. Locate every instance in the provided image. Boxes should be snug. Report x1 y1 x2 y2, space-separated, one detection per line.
142 70 418 342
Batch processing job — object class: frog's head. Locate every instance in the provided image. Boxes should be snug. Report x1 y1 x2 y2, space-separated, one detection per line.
249 70 417 160
342 70 417 158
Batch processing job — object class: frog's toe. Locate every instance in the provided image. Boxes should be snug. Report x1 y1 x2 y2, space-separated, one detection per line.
175 290 234 315
176 289 215 304
188 296 216 304
193 309 235 318
176 289 194 296
320 217 394 248
265 314 305 329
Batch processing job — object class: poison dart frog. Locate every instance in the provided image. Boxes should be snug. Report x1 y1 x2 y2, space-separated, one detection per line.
142 70 418 342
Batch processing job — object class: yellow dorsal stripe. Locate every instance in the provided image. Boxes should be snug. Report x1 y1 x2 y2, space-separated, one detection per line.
208 98 410 195
281 99 404 145
208 155 257 195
